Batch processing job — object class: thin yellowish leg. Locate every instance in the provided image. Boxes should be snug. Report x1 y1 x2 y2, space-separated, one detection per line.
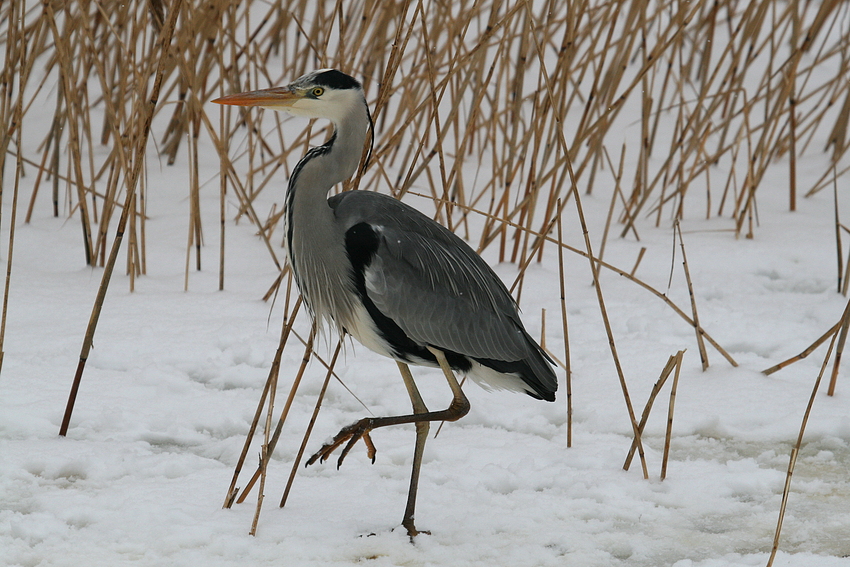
306 348 470 539
426 346 469 413
396 361 430 538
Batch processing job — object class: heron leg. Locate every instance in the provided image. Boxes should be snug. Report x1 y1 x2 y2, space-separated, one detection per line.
306 351 469 468
425 346 468 410
305 348 470 537
397 361 430 539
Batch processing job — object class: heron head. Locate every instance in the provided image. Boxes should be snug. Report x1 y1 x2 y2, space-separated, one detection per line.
212 69 365 123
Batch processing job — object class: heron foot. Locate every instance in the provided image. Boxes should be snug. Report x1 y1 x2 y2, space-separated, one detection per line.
306 417 377 469
400 518 431 541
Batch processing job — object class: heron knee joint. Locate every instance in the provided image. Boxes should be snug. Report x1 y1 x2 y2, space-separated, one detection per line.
447 397 470 421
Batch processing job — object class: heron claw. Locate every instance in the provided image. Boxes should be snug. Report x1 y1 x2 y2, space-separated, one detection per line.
306 418 377 468
400 520 431 541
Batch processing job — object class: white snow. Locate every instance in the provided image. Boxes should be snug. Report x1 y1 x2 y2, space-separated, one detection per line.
2 67 850 567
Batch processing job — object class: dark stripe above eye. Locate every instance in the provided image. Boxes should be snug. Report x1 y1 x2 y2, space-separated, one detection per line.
314 69 361 91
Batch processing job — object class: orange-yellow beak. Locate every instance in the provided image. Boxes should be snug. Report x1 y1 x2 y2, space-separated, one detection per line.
211 86 300 108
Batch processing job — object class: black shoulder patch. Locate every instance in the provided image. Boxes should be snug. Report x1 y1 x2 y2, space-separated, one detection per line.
344 222 380 272
343 221 471 372
314 69 361 91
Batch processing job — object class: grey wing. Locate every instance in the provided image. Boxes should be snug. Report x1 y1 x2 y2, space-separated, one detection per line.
332 191 531 361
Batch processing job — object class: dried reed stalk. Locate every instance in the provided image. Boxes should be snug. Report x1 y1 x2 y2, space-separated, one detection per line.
242 324 315 508
250 327 315 536
527 6 647 478
280 339 343 508
0 6 27 374
556 201 572 448
660 350 684 481
59 0 183 436
675 221 709 370
762 320 841 377
224 295 302 508
828 303 849 396
624 352 679 473
766 296 850 566
835 172 844 295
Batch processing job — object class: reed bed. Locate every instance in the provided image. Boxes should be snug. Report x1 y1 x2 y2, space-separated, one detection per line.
2 0 849 555
2 0 843 377
2 1 848 278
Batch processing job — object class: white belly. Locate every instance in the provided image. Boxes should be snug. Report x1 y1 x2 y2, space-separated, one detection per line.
344 302 399 360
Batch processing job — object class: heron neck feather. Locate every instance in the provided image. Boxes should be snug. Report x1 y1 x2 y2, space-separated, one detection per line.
284 97 370 335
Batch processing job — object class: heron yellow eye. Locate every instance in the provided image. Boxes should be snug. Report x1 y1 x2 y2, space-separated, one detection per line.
312 87 324 97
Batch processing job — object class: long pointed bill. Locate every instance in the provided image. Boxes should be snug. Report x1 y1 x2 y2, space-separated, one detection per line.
211 86 300 109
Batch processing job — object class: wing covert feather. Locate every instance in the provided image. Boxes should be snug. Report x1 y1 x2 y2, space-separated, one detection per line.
331 191 532 361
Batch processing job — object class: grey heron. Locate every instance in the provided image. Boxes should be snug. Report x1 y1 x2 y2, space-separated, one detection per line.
213 69 557 538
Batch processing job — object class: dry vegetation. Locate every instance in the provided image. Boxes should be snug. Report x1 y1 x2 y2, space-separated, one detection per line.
2 0 848 280
1 0 849 558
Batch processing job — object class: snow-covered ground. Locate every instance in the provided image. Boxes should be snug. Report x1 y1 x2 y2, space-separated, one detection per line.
2 83 850 567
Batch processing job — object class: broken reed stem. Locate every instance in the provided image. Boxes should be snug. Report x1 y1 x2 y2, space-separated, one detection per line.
675 221 709 370
250 327 315 536
762 320 841 378
631 247 646 278
59 0 183 436
766 298 848 566
280 339 343 508
660 350 684 481
624 352 679 472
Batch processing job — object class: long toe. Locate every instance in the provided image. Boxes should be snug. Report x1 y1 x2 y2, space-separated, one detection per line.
306 417 377 468
402 519 431 541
